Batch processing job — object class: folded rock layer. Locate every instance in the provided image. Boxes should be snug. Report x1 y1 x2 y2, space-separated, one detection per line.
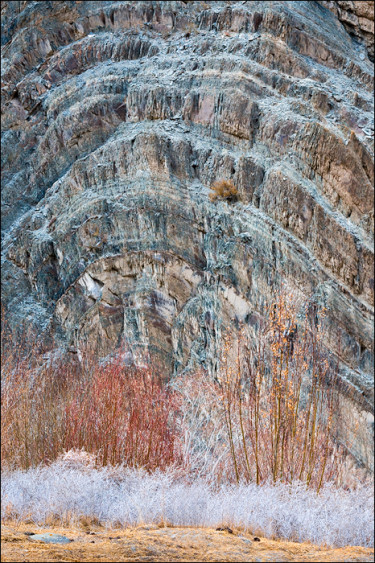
1 1 374 469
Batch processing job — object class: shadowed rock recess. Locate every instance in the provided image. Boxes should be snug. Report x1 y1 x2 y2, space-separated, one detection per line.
1 1 374 469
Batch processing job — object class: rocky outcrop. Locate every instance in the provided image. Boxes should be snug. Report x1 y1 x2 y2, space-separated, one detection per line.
1 1 374 468
318 1 374 61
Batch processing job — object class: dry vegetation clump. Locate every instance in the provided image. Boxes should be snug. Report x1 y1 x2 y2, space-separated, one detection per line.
183 21 198 37
209 179 238 202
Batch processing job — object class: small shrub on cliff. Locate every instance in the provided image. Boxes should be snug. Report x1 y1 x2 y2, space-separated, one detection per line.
183 21 198 37
209 179 238 202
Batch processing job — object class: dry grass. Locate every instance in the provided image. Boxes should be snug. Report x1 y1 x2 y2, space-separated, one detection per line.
1 522 373 562
209 179 238 202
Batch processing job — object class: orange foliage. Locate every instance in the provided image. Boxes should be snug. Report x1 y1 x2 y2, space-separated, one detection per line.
209 179 238 202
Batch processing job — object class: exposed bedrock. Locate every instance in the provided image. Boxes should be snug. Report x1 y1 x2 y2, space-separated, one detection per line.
1 1 374 469
318 1 374 62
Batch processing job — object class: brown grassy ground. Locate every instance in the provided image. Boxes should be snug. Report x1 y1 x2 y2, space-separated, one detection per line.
1 523 373 562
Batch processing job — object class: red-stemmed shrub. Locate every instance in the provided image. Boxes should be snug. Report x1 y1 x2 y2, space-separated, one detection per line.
63 354 181 469
1 331 181 471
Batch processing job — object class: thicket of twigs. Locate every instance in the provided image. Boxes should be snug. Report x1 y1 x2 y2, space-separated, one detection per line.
1 340 181 471
214 293 340 491
0 292 364 492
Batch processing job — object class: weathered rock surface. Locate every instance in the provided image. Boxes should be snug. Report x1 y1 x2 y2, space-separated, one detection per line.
1 1 374 468
318 1 374 61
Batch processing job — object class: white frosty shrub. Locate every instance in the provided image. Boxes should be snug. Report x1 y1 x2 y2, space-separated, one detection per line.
1 462 373 548
54 449 97 471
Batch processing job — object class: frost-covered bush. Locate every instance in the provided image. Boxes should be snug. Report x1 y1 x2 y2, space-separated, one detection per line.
54 449 97 471
2 463 373 548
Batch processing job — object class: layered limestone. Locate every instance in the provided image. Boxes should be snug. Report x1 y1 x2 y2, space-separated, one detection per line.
1 1 374 468
318 1 374 61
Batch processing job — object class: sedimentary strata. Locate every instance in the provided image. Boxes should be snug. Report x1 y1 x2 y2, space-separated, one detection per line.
1 1 374 468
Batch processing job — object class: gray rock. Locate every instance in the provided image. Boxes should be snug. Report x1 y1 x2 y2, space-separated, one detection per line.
28 533 72 544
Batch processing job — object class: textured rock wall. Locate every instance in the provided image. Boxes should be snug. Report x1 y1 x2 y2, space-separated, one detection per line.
1 1 374 468
318 1 374 61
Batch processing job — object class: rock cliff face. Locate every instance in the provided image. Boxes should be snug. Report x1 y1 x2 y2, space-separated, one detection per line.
1 1 374 468
318 1 374 61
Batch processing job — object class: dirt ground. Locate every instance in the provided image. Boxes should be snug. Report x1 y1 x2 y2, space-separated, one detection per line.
1 523 374 562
